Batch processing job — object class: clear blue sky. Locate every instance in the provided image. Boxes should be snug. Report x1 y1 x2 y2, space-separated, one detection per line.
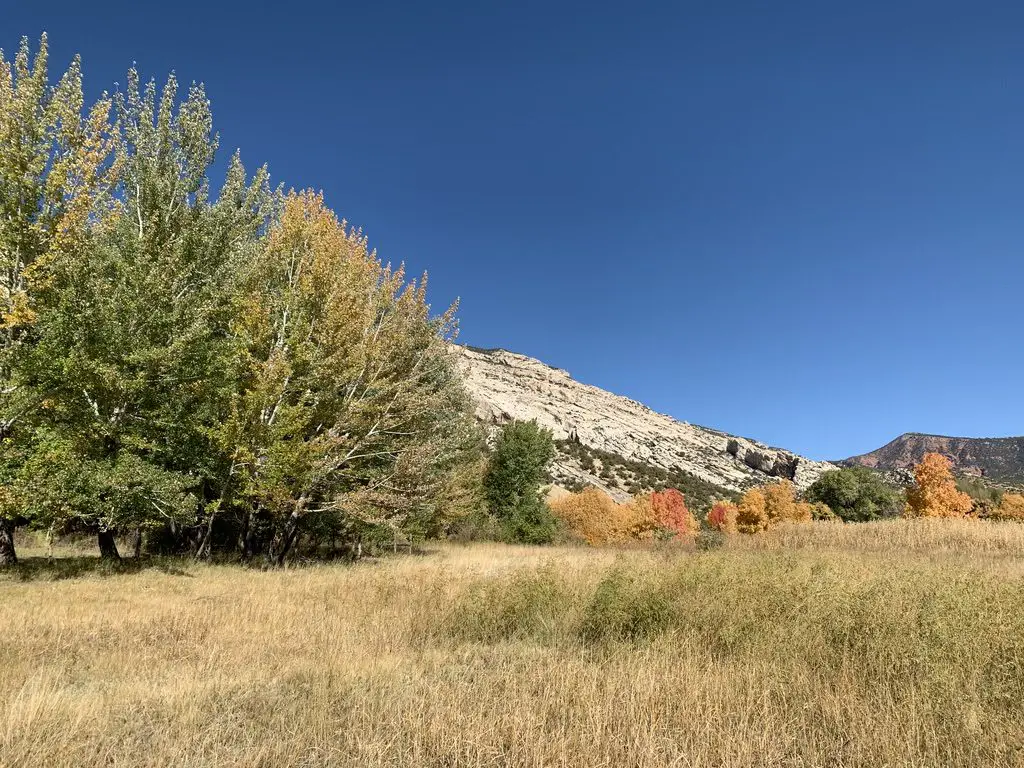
5 1 1022 460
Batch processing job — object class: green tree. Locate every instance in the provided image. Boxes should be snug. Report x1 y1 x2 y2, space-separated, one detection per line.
484 420 557 543
13 66 272 558
0 36 118 564
0 40 483 565
806 466 903 522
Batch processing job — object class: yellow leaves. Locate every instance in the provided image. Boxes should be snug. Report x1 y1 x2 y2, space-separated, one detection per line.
549 487 628 545
735 480 813 534
904 453 973 519
0 36 116 321
549 487 700 546
0 292 37 330
736 487 768 534
992 493 1024 523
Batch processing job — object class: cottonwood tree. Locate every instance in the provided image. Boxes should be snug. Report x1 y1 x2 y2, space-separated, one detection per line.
484 420 557 543
0 36 117 563
15 65 272 557
216 192 478 563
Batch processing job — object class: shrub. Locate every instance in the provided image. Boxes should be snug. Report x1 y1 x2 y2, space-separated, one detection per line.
695 529 726 551
579 569 674 643
806 467 904 522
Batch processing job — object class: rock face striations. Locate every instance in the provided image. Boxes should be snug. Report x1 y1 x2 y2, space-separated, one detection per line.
843 433 1024 484
455 345 836 498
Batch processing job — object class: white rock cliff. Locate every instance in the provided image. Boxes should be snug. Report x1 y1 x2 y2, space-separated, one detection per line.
455 345 835 495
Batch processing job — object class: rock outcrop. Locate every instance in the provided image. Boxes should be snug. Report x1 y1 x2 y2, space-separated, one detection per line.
455 345 836 495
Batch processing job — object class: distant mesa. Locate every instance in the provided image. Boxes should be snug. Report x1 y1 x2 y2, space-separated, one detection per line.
841 433 1024 484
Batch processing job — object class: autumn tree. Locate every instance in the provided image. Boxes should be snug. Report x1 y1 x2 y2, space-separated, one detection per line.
648 488 699 539
763 480 798 524
904 453 973 519
991 493 1024 523
217 191 479 562
707 500 738 533
736 487 768 534
550 487 626 545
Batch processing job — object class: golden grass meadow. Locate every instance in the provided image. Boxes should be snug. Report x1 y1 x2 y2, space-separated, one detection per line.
3 519 1024 767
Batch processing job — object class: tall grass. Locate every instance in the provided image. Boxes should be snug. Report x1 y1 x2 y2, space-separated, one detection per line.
2 523 1024 766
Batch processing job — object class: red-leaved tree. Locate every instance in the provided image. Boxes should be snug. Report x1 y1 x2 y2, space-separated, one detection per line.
649 489 699 539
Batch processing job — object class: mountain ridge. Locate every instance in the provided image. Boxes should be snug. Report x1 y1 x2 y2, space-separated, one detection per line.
842 433 1024 484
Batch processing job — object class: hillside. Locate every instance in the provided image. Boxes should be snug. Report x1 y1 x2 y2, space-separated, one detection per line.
843 433 1024 484
455 346 835 507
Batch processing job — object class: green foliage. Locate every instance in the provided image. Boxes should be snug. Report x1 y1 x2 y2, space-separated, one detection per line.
484 420 557 543
806 467 903 522
579 568 673 643
0 38 483 563
956 475 1004 508
448 566 567 643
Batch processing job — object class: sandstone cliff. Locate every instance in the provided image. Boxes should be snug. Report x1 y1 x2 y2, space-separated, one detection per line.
455 345 836 500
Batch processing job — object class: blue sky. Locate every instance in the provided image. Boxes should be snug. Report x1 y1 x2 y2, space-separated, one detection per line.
5 1 1022 460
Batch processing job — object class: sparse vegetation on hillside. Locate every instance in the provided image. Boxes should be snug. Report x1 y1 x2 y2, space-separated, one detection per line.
554 438 735 513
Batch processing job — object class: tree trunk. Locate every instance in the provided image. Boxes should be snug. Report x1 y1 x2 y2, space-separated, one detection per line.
273 511 301 567
240 509 256 561
0 518 16 567
98 529 120 560
132 528 143 559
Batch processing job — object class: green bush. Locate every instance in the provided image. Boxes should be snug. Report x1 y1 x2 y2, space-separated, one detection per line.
579 569 674 643
806 466 903 522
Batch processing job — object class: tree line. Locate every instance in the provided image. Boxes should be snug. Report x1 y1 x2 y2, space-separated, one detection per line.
0 37 483 565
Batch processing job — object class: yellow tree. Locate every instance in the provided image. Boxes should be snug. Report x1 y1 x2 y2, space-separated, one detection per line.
549 487 624 545
993 493 1024 522
736 487 768 534
763 480 797 524
220 191 478 563
904 453 973 519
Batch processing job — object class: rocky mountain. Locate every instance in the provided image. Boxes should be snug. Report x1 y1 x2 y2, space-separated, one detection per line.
843 433 1024 484
455 345 836 506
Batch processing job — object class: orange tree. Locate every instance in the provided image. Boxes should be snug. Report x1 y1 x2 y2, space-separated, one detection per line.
904 453 973 519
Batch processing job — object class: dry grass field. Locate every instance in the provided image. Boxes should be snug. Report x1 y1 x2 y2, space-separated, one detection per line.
3 519 1024 767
